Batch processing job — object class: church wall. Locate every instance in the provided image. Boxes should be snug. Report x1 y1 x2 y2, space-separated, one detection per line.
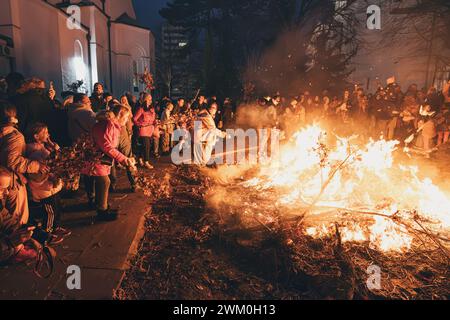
0 0 154 97
110 23 154 95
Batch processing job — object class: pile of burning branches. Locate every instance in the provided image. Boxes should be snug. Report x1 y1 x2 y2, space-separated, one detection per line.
116 123 450 299
200 125 450 299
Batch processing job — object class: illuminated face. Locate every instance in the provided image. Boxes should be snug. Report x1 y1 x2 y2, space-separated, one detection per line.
178 99 185 107
120 96 128 105
209 105 218 116
95 84 104 94
0 175 11 200
35 127 50 143
145 95 153 105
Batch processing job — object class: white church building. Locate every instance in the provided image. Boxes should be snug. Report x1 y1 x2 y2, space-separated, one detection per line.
0 0 155 96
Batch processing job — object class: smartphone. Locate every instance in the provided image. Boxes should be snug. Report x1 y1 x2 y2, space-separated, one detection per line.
49 81 54 90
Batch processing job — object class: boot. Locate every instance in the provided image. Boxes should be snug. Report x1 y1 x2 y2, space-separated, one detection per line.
144 161 154 169
96 207 119 222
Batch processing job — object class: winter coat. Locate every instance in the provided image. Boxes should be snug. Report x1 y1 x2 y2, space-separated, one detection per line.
419 115 437 139
161 109 174 134
83 118 127 177
264 105 278 127
25 142 62 201
118 125 133 157
421 120 437 139
67 103 97 143
194 109 226 144
121 103 134 137
373 98 392 121
133 106 156 137
0 124 40 185
90 93 105 113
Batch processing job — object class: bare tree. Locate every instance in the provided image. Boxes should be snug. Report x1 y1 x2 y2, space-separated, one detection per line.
374 0 450 88
157 55 174 98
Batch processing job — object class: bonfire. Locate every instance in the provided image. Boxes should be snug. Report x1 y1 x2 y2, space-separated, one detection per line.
202 125 450 299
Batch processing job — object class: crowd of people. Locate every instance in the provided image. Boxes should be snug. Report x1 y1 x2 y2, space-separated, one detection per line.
0 72 238 266
250 81 450 155
0 70 449 267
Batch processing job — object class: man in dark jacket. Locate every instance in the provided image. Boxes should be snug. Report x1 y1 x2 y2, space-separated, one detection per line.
373 89 392 138
425 87 444 112
90 82 105 112
192 95 208 111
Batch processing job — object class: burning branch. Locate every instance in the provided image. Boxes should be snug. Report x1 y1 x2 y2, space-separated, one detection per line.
301 148 357 221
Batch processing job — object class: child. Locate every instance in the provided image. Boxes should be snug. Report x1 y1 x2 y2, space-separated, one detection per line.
26 123 70 244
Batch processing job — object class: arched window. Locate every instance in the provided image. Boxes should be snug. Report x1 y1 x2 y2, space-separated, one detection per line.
130 46 148 93
73 40 85 81
132 60 139 92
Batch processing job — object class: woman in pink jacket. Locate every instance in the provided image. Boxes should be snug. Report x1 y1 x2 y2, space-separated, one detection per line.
83 105 135 221
133 93 156 169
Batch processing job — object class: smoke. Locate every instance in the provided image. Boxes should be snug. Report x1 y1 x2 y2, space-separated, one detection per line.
242 0 358 97
234 103 267 129
243 26 315 97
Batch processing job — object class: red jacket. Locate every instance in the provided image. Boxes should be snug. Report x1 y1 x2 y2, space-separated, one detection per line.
83 119 127 177
133 106 156 137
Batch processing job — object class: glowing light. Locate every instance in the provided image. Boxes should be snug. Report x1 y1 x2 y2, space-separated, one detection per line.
72 57 86 81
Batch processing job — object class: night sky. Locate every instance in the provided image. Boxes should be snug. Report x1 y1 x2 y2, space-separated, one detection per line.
132 0 169 30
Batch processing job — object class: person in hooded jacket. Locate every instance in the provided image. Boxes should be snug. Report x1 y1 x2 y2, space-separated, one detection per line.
82 105 136 221
67 93 97 144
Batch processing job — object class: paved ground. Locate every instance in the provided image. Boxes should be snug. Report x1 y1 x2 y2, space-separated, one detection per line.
0 162 167 300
